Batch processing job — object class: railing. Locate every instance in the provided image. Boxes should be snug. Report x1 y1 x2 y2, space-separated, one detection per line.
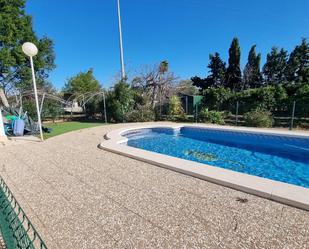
0 177 47 249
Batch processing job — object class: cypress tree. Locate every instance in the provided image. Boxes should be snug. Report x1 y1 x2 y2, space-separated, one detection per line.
206 52 226 87
286 38 309 83
225 38 242 91
243 45 262 88
263 47 288 85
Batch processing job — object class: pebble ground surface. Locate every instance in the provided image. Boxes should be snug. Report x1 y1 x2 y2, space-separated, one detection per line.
0 122 308 249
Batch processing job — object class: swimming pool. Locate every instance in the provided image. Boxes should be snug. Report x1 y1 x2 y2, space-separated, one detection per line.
123 127 309 188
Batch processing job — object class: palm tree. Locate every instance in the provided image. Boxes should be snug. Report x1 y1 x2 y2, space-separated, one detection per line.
159 60 169 74
157 61 169 113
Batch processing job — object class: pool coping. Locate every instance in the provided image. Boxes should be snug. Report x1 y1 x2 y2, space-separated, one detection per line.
99 124 309 211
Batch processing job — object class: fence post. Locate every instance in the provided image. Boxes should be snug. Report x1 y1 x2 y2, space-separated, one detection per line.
289 101 296 130
195 104 198 123
235 101 239 126
186 96 188 114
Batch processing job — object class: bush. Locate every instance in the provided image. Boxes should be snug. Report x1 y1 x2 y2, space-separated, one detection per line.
202 87 233 110
169 95 184 115
105 81 135 122
243 109 274 127
294 84 309 117
235 86 278 113
43 101 64 122
166 113 193 122
22 99 37 121
126 108 155 122
199 108 225 124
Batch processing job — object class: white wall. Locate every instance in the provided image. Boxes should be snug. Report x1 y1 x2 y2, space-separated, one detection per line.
0 108 7 140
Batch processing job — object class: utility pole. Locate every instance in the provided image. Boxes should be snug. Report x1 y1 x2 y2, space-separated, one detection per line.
117 0 126 80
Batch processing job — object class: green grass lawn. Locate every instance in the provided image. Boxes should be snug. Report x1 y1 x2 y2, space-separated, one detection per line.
43 121 105 139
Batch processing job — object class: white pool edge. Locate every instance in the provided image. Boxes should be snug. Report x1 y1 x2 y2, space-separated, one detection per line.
99 124 309 211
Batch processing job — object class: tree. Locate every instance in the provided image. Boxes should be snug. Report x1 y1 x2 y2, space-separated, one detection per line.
133 62 176 109
106 80 134 122
176 80 199 95
0 0 55 96
286 38 309 83
206 53 226 87
158 60 169 112
263 47 288 84
243 45 262 88
159 60 169 74
42 100 64 123
225 38 242 90
63 69 101 95
202 87 232 111
191 53 226 91
191 76 210 91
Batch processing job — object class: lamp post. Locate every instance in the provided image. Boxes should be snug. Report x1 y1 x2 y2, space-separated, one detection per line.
22 42 44 141
117 0 126 80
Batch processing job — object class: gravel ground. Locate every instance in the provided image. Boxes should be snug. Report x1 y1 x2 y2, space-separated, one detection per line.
0 123 308 249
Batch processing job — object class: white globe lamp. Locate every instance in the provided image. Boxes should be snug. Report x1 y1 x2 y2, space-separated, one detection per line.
22 42 38 57
22 42 44 141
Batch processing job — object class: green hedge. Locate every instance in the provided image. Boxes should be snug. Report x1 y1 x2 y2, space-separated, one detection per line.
201 83 309 118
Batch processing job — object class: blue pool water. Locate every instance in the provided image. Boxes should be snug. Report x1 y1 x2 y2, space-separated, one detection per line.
123 127 309 188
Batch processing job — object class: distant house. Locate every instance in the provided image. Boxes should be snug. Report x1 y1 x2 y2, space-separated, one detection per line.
180 94 203 115
63 100 83 113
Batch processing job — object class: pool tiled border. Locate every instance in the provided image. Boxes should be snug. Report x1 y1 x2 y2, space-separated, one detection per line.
99 124 309 211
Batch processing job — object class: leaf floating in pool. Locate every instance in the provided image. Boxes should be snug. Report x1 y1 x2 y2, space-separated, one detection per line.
184 150 218 161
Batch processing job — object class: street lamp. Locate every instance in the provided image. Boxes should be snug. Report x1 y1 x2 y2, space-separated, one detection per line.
22 42 44 141
117 0 126 80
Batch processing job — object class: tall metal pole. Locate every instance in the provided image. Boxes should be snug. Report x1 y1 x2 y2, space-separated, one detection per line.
30 56 44 141
37 92 46 131
102 91 107 124
117 0 126 80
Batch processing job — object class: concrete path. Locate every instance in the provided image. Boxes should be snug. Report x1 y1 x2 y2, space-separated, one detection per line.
0 123 308 248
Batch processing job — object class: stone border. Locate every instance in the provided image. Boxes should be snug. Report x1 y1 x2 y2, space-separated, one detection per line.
99 124 309 211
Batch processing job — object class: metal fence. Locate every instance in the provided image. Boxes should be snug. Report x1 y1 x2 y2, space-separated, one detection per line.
227 100 309 129
163 99 309 130
0 177 47 249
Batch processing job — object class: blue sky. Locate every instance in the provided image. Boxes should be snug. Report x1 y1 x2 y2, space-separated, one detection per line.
26 0 309 89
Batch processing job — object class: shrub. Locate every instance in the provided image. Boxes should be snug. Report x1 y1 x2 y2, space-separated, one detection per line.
43 101 64 122
235 86 278 113
294 83 309 117
126 108 155 122
243 109 274 127
127 110 155 122
106 81 135 122
167 113 193 123
22 99 37 120
202 87 233 110
199 108 225 124
169 95 184 115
